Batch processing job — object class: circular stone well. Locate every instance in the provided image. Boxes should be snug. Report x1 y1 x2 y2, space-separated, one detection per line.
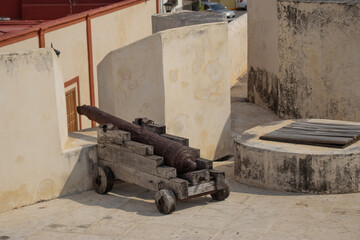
234 119 360 193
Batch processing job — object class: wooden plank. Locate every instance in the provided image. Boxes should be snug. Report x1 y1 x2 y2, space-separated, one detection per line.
278 128 358 138
190 148 201 158
97 144 163 175
161 134 189 146
180 169 210 185
97 124 131 145
260 121 360 148
292 122 360 130
188 181 216 197
146 155 165 166
144 123 166 134
160 178 188 199
260 132 350 146
124 141 154 156
283 126 360 135
99 161 188 198
108 162 159 191
156 166 177 179
210 170 227 190
195 158 213 170
288 122 360 130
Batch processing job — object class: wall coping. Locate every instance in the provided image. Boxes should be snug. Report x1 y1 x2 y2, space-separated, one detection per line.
0 0 147 48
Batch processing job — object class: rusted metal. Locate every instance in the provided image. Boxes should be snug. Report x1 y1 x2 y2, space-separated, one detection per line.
77 105 197 173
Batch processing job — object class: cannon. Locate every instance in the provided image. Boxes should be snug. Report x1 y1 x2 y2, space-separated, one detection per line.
78 106 230 214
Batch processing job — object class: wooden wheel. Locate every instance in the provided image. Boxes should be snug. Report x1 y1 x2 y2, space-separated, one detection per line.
155 189 176 214
92 166 114 194
211 180 230 201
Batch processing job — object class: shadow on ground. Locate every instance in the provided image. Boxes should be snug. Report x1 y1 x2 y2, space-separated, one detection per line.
60 179 219 217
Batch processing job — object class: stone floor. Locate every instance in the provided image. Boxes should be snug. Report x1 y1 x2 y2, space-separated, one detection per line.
1 76 359 240
231 74 280 135
1 161 360 240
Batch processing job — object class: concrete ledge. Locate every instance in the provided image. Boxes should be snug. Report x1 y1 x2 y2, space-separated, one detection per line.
60 128 98 197
234 119 360 193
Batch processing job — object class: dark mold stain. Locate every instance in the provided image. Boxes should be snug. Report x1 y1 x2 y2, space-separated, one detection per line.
242 156 251 169
248 67 279 113
298 155 315 191
277 156 297 188
239 155 265 182
276 1 360 120
278 3 308 35
278 67 301 119
318 159 330 192
355 168 360 190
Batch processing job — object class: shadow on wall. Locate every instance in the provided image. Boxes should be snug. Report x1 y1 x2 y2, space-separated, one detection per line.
213 115 233 160
59 131 97 197
97 22 232 160
97 33 166 125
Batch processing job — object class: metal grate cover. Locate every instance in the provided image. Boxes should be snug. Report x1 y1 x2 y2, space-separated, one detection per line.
260 121 360 148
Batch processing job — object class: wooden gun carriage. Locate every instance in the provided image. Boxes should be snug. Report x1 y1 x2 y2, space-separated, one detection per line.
93 119 230 214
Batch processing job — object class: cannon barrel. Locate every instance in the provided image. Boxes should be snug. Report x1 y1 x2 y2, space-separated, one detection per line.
77 105 197 173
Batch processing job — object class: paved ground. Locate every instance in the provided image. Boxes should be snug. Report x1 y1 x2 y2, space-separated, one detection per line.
231 74 280 135
1 76 360 240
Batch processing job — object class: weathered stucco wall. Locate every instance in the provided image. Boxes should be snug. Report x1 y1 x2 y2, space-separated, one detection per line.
98 22 232 160
92 0 156 107
0 37 39 53
0 0 156 129
277 0 360 120
0 49 97 213
0 49 66 212
153 11 247 88
248 0 279 113
228 13 247 87
248 0 360 121
45 22 91 128
0 1 158 212
98 34 165 124
234 119 360 193
162 23 232 160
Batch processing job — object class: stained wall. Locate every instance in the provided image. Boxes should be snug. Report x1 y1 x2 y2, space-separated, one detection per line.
0 49 97 212
0 0 157 129
248 0 360 121
98 22 232 160
44 22 91 128
91 0 156 107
